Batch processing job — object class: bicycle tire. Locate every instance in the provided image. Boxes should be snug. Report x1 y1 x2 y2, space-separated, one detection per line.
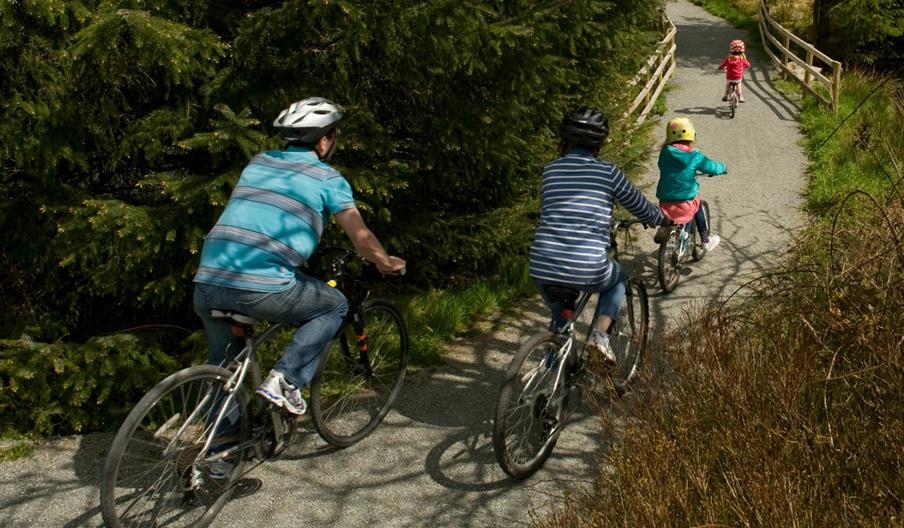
657 228 681 293
692 200 710 262
729 92 737 118
101 365 249 528
310 299 409 447
493 332 565 479
608 279 649 394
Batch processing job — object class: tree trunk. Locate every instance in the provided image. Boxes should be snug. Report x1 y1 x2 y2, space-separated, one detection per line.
812 0 841 54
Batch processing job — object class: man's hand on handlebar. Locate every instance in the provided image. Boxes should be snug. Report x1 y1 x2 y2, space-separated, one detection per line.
377 256 407 276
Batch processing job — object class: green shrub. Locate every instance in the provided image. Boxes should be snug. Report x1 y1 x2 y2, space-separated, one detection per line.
0 333 180 436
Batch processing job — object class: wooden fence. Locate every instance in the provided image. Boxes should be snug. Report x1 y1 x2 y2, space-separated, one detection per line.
624 17 677 128
757 0 842 111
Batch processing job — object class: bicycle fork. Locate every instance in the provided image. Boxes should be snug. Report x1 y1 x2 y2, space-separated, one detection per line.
352 312 374 377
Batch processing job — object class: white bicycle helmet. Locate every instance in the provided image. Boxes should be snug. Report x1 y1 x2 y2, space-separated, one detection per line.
273 97 343 143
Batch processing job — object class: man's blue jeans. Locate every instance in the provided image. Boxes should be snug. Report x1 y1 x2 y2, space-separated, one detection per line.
534 261 626 332
193 274 348 388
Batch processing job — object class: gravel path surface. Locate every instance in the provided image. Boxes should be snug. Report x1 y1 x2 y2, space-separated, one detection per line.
0 2 807 526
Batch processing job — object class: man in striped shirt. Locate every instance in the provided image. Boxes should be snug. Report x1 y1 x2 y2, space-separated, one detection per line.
530 107 670 365
193 98 405 416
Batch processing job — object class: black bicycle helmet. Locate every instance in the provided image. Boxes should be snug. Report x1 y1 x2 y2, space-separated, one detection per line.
560 107 610 149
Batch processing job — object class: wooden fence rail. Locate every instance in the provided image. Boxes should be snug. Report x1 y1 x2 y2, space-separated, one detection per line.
757 0 842 111
624 17 677 128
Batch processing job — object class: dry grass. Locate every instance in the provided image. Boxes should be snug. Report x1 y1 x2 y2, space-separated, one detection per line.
722 0 814 37
536 191 904 525
768 0 813 34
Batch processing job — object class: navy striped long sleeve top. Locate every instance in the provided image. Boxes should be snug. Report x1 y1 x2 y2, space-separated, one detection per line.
529 150 666 287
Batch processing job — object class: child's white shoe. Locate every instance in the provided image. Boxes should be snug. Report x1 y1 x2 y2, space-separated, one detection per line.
702 234 721 252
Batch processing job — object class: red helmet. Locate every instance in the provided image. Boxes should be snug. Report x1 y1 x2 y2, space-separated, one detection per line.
730 39 745 53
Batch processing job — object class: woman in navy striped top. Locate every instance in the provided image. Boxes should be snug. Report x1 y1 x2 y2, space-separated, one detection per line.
529 107 671 366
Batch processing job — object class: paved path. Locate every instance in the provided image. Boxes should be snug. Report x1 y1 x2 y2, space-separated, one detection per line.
0 2 807 526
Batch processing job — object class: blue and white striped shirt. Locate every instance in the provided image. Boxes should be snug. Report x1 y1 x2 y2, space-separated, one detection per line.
194 147 355 292
529 150 665 287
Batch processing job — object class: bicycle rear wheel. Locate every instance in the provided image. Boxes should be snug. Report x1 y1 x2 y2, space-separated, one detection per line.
657 228 682 293
608 279 649 394
729 91 738 118
310 299 409 447
101 365 249 528
493 333 565 479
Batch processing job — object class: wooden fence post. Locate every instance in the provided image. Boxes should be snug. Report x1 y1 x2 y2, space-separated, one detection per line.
758 0 841 113
832 61 842 112
805 50 813 85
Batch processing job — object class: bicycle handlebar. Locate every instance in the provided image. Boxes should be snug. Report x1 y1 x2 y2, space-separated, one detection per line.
612 218 650 230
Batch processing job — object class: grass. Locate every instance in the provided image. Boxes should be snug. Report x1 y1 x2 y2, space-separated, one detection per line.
0 441 34 461
800 71 904 214
402 261 534 365
688 0 760 34
532 70 904 526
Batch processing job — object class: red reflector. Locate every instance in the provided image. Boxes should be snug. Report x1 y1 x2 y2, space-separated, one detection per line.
231 325 246 337
560 309 573 319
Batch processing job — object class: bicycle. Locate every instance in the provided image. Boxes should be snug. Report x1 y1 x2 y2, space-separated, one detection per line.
100 251 409 528
656 200 710 293
727 81 740 118
492 219 650 480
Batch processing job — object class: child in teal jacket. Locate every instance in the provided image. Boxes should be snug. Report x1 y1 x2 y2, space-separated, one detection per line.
654 117 728 251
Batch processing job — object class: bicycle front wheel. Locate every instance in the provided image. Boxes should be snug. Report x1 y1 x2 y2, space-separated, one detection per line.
493 333 565 479
608 279 649 394
310 299 409 447
657 228 682 293
101 365 249 528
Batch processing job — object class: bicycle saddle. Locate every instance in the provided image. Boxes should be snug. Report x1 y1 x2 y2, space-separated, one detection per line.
210 309 258 327
543 285 580 306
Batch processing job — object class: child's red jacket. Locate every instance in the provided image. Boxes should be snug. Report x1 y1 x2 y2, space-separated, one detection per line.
720 56 750 81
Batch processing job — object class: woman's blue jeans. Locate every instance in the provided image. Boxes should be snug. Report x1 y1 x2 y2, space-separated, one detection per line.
193 274 348 388
534 261 626 332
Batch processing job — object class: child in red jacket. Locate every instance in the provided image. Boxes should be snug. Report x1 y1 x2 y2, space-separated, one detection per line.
720 39 751 102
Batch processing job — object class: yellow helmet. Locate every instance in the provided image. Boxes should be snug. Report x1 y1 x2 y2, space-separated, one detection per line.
666 117 695 143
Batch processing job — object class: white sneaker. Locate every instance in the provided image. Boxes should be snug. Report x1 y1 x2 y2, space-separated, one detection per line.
256 370 307 415
586 331 616 368
702 234 721 252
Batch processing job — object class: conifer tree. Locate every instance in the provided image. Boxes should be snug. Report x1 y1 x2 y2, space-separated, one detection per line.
813 0 904 66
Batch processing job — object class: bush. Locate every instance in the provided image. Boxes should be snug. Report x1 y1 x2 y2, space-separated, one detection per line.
0 333 182 436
